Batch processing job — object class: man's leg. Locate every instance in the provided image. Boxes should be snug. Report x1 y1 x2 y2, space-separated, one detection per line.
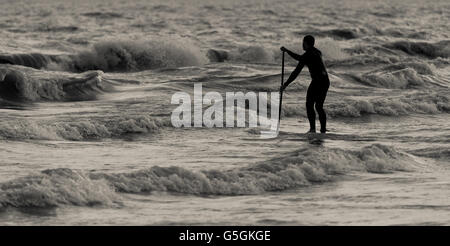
315 87 328 133
306 86 316 132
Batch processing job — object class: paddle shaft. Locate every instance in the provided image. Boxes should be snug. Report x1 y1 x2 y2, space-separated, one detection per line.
278 51 285 126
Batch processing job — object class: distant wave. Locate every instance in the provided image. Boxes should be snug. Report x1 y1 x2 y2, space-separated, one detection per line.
81 12 123 19
151 5 177 13
296 27 430 41
330 43 449 69
378 28 428 39
208 46 274 64
0 144 414 208
36 25 79 33
295 28 360 40
384 40 450 59
0 65 113 101
0 115 170 141
207 39 347 64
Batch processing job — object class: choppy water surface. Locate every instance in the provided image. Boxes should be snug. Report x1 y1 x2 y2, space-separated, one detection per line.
0 0 449 225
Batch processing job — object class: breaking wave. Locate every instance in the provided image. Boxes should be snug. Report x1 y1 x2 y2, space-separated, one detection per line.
61 39 207 72
0 144 415 208
0 65 113 101
0 39 207 72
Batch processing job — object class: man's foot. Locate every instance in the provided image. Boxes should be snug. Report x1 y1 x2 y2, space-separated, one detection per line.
320 128 327 134
306 129 316 134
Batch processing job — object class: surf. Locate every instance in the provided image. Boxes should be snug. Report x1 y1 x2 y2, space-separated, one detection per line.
0 143 417 209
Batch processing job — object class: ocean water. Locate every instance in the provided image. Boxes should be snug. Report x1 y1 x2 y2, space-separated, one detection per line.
0 0 449 225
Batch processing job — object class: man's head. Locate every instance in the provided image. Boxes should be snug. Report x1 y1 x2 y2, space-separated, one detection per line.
303 35 315 51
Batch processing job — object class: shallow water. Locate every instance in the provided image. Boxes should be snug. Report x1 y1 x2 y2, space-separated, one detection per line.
0 0 449 225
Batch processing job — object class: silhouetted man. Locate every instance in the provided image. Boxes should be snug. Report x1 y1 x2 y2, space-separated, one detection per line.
280 35 330 133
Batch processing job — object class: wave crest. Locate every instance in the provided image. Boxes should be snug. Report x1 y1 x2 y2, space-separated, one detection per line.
0 66 112 101
64 39 206 72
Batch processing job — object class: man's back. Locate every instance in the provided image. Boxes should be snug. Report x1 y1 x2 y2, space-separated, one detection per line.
302 47 329 83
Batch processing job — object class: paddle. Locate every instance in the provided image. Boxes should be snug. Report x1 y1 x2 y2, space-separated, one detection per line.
277 51 285 132
260 50 284 138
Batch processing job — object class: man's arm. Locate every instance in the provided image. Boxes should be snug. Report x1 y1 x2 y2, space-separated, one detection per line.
281 47 302 61
281 62 304 91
